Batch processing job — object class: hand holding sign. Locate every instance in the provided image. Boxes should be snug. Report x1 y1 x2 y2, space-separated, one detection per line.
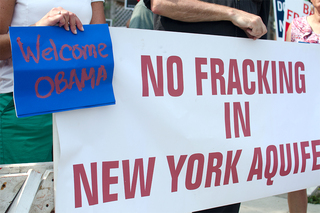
33 7 84 34
230 9 267 40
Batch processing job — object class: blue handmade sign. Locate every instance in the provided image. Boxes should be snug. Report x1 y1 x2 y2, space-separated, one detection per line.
9 24 115 117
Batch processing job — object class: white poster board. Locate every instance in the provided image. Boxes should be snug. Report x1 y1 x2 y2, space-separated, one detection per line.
55 27 320 213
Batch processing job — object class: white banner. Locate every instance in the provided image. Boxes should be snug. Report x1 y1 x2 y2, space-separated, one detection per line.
55 27 320 213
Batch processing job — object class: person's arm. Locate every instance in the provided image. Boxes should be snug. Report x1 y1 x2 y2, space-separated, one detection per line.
148 0 267 39
286 23 292 42
90 1 106 24
0 0 15 60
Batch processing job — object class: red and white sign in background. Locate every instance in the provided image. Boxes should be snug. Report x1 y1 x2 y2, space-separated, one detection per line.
54 28 320 213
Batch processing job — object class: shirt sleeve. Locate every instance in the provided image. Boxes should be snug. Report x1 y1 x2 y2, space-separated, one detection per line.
129 1 154 29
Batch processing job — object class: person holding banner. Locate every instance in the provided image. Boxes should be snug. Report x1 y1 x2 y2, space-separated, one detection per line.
143 0 270 212
0 0 105 164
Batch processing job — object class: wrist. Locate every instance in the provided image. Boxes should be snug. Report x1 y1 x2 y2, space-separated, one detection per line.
226 7 238 22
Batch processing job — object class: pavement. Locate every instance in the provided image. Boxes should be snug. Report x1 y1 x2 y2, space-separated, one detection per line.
239 188 320 213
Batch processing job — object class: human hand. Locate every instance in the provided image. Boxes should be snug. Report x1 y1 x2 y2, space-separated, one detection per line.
33 7 84 34
230 9 267 40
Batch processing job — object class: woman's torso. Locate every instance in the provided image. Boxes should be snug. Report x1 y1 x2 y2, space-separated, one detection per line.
291 16 320 43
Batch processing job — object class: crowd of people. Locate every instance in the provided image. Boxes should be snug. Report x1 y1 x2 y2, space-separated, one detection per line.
0 0 319 212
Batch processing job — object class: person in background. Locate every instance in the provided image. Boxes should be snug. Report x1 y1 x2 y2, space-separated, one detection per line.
285 0 319 212
286 0 319 43
0 0 105 164
143 0 270 212
129 0 154 30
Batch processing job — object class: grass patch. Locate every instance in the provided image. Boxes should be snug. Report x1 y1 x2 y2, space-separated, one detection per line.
308 195 320 204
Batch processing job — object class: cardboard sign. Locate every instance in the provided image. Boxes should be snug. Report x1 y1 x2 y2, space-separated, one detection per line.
54 28 320 213
273 0 286 39
9 24 115 117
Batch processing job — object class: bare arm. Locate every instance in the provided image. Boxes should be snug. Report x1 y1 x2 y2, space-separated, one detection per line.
150 0 267 39
286 23 292 42
90 1 106 24
0 0 15 60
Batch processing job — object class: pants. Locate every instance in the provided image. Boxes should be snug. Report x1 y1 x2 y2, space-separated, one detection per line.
194 203 241 213
0 93 53 164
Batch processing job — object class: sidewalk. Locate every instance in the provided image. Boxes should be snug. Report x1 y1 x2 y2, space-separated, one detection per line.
240 194 320 213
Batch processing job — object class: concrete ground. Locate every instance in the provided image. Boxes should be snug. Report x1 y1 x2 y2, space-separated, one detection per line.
240 192 320 213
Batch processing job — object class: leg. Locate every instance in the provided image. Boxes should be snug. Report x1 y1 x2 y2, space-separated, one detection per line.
287 189 307 213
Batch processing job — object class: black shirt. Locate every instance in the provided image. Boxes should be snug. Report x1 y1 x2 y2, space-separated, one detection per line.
143 0 270 39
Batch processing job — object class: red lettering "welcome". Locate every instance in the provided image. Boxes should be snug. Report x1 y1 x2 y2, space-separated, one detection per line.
17 35 109 63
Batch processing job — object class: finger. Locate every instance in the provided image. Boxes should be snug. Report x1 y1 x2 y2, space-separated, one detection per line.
58 16 65 28
251 23 267 38
75 18 84 32
245 29 259 40
68 13 78 34
54 7 63 15
53 7 65 26
62 12 70 31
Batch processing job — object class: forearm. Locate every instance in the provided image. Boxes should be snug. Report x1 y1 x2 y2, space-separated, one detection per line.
0 34 12 60
150 0 235 23
90 1 106 24
286 23 292 42
0 0 15 60
149 0 267 39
